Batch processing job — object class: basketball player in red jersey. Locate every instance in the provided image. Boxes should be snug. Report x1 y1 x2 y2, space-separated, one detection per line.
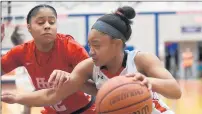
1 4 96 114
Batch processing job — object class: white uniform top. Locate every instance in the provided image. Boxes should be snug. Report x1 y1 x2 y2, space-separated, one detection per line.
92 50 174 114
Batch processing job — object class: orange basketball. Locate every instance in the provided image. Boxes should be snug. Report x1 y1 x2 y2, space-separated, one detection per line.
95 76 152 114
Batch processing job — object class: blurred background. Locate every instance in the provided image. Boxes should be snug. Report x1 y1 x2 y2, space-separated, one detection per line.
1 1 202 114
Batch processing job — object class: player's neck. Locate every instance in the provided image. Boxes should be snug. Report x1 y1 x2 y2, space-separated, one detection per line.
35 42 54 52
105 52 124 74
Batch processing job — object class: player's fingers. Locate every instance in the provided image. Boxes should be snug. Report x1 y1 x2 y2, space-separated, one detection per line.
148 83 152 90
64 74 70 83
1 91 13 96
133 74 143 81
140 78 148 85
1 95 8 101
140 78 152 90
63 72 70 82
57 72 67 88
53 71 62 88
48 70 57 83
132 74 139 81
2 92 8 95
125 73 136 77
1 93 12 100
132 76 137 81
1 95 15 104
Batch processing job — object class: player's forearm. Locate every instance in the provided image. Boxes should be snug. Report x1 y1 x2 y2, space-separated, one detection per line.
16 89 58 107
148 77 181 99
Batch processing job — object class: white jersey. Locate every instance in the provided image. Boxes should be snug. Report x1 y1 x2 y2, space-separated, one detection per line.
92 50 174 114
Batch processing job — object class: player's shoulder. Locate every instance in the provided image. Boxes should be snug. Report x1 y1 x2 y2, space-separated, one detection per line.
56 33 83 49
56 33 75 41
21 40 35 52
10 40 34 53
135 51 161 70
135 51 157 61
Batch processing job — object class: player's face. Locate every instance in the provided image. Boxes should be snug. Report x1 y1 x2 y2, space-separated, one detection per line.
88 29 118 66
27 8 57 44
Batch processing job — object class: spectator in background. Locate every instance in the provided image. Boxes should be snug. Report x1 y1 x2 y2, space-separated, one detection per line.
198 53 202 79
165 46 171 72
11 25 24 46
173 49 179 79
182 48 194 80
1 24 5 42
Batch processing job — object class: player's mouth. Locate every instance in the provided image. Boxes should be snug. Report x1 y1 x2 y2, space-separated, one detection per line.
92 57 97 62
42 33 52 36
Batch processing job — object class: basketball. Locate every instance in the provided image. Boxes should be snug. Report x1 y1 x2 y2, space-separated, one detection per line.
95 76 153 114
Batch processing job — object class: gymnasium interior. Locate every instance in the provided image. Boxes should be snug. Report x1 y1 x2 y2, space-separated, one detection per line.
1 1 202 114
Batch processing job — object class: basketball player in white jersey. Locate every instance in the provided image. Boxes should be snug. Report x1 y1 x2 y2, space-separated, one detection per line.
2 6 181 114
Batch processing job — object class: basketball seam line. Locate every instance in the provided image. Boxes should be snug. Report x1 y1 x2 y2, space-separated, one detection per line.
101 96 151 113
98 82 151 113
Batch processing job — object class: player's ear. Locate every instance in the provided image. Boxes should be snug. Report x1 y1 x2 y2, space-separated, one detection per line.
27 24 31 32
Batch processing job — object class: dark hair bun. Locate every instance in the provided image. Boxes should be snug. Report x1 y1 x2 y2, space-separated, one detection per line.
117 6 136 19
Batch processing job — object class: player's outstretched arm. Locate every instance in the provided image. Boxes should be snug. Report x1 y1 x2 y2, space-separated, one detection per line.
1 89 56 106
1 58 94 106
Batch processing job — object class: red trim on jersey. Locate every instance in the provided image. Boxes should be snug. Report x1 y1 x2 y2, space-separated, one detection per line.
101 67 125 79
153 100 167 113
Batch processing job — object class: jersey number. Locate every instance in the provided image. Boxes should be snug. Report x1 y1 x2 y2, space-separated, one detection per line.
51 101 67 112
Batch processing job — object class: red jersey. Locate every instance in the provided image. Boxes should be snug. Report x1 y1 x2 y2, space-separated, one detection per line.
2 33 95 114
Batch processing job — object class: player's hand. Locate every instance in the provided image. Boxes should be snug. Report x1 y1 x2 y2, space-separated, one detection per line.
125 73 152 90
1 91 18 104
48 70 70 88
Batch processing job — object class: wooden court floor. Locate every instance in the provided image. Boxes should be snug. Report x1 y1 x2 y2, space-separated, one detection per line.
1 79 202 114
